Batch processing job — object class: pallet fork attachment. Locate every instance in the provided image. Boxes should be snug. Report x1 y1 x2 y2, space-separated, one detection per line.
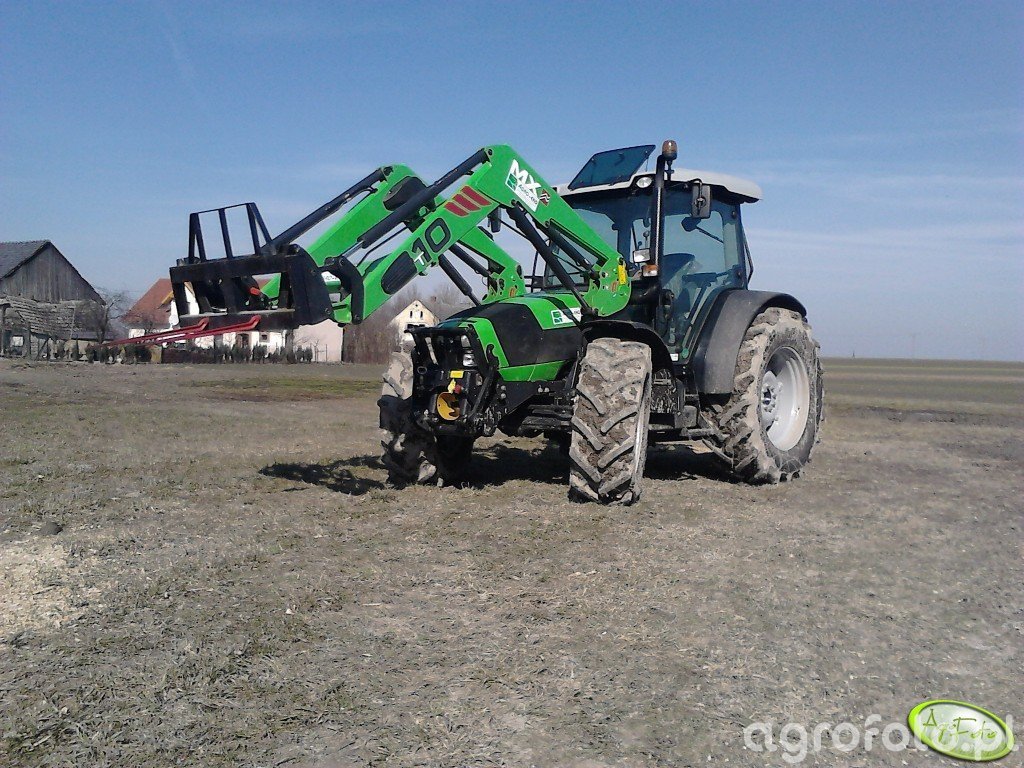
95 315 262 349
169 167 392 331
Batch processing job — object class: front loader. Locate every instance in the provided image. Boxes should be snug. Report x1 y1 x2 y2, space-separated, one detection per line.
164 140 823 504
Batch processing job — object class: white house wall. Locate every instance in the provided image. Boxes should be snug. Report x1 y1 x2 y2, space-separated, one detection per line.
295 319 345 362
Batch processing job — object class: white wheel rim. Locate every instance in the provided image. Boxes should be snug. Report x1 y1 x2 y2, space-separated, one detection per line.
760 346 810 451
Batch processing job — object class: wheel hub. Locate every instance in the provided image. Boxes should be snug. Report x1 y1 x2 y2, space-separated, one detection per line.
761 371 781 423
759 346 810 451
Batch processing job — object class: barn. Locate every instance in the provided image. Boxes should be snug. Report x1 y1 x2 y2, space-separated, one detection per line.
0 240 106 358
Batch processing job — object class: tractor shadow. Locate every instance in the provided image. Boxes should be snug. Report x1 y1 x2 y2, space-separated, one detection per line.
260 443 569 495
465 443 568 487
260 455 386 496
260 442 731 496
463 441 734 486
644 443 734 482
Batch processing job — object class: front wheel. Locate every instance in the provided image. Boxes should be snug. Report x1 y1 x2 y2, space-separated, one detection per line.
569 337 652 504
380 349 438 485
712 307 823 483
379 349 473 486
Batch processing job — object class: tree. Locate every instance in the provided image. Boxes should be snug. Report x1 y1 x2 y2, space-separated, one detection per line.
340 286 434 364
80 289 132 343
122 304 166 335
429 284 474 321
341 309 401 364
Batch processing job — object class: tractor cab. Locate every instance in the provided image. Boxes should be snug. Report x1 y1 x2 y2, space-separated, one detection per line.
555 144 762 359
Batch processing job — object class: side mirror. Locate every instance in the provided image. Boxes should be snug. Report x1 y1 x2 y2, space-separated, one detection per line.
691 183 712 219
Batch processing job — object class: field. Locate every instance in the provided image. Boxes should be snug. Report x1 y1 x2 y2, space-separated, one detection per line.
1 358 1021 767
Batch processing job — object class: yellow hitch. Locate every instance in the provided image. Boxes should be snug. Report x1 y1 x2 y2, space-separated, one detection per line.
436 392 461 421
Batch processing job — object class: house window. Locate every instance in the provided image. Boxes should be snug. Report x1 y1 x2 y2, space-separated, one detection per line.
11 335 24 348
260 332 269 343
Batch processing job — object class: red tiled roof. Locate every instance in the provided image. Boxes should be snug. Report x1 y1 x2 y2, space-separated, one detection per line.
125 278 174 328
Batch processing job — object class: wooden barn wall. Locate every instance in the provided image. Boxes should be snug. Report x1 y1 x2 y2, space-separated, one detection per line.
0 245 103 303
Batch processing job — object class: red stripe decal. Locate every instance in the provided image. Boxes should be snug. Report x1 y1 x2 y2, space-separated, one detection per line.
462 187 490 207
453 193 479 211
444 200 469 216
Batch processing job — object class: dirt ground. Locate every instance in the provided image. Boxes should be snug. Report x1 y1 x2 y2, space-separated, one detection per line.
1 357 1021 767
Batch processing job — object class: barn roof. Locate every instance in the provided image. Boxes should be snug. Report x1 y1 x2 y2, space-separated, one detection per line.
0 240 50 279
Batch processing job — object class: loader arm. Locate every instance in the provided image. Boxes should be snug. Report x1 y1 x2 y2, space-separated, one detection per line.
329 145 631 324
169 145 629 336
169 164 526 332
260 164 525 324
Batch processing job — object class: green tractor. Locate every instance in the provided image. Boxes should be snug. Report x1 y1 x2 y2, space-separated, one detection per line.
167 140 823 504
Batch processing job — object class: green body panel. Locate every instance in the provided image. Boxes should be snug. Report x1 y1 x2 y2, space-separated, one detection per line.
498 360 566 382
454 317 508 368
438 290 584 383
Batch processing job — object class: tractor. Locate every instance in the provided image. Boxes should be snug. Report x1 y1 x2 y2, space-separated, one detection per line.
164 140 823 504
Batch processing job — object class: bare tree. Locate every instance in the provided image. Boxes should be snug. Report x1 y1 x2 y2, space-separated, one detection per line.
430 284 474 320
122 304 166 335
341 286 430 364
341 309 401 364
80 289 132 343
293 331 323 363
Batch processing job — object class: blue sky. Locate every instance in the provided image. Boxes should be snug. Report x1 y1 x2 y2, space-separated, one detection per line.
2 0 1021 359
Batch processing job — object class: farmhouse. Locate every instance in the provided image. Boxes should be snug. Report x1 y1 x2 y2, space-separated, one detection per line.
392 299 438 343
0 240 106 357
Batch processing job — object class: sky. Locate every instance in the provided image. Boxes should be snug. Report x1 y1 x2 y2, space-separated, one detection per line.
1 0 1021 360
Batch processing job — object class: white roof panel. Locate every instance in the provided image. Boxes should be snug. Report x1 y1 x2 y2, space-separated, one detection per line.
556 168 762 202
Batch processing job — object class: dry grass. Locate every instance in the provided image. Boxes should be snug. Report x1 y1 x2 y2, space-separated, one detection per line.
1 358 1021 767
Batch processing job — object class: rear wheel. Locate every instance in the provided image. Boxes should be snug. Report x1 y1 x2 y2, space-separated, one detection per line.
712 307 823 483
569 338 652 504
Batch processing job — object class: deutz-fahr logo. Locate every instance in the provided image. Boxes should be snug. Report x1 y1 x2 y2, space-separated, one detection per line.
506 159 550 211
550 307 581 326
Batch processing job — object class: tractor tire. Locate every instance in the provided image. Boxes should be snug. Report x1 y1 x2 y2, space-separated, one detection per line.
379 349 473 486
712 307 823 483
379 349 438 485
569 338 652 505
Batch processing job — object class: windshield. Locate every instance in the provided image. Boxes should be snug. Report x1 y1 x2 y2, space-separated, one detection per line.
553 186 746 356
568 145 655 190
562 186 741 271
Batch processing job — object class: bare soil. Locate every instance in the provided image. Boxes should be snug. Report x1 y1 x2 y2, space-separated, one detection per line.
1 358 1021 767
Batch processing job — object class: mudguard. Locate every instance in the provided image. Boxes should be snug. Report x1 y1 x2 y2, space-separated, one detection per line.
582 319 675 373
692 289 807 394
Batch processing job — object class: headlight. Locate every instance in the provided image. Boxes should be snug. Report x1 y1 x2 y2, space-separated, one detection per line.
459 335 475 367
635 175 653 189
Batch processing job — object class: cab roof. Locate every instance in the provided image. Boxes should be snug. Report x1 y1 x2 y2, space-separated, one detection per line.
556 169 762 203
